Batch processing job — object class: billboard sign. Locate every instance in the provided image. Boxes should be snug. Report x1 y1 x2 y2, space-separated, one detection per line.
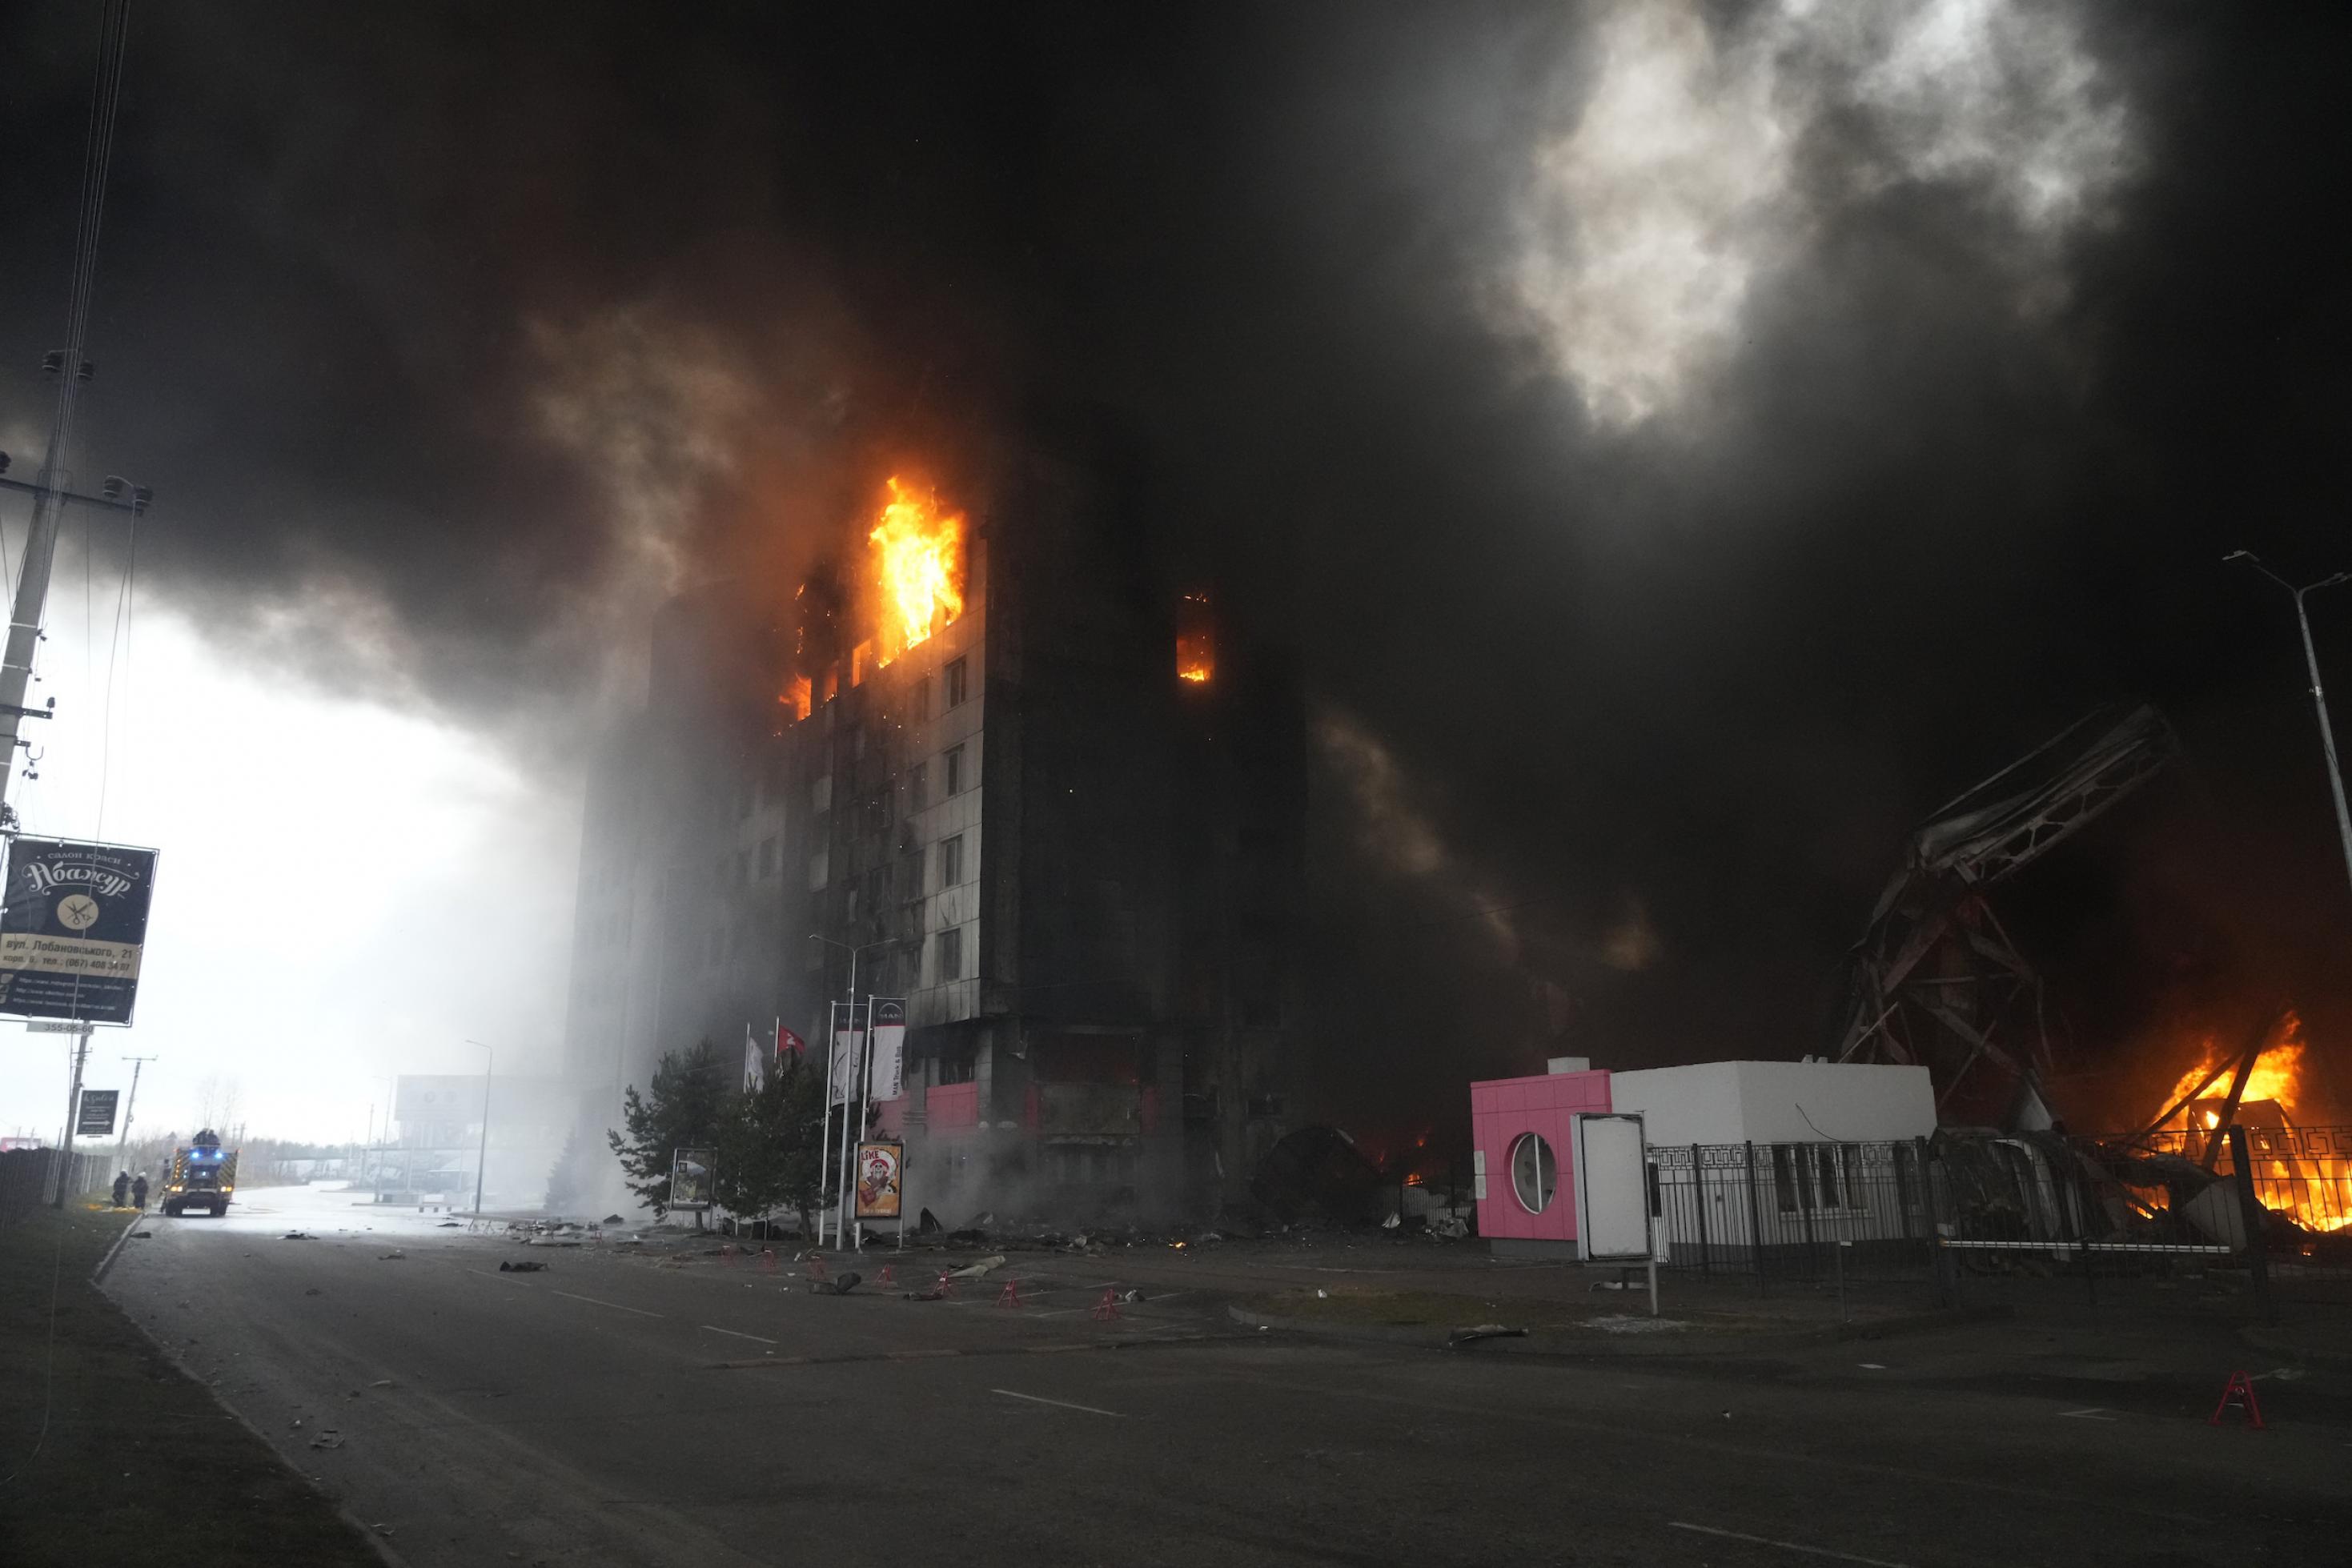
1571 1113 1657 1262
0 837 161 1025
669 1146 713 1212
75 1088 118 1136
868 997 906 1101
853 1140 903 1220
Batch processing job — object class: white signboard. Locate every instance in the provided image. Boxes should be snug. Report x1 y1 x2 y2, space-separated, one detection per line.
1573 1113 1655 1262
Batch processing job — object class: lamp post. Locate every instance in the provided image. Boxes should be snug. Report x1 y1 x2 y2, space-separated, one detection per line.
807 934 901 1247
2226 552 2352 904
464 1039 493 1218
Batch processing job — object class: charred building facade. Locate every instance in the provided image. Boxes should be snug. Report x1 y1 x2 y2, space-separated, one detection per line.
560 463 1302 1221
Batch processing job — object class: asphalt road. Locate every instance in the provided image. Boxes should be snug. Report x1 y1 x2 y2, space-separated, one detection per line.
104 1185 2351 1568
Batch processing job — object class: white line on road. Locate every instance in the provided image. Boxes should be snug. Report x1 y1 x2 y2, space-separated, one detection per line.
2057 1408 2118 1422
700 1325 777 1345
552 1289 664 1318
991 1388 1126 1418
1667 1522 1910 1566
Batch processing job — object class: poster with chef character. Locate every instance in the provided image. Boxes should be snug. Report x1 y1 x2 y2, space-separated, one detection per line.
853 1140 903 1220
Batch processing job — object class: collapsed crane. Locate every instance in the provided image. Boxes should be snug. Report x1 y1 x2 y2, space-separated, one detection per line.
1833 704 2176 1128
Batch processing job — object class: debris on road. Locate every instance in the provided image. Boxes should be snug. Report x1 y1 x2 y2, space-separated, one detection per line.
369 1378 395 1388
437 1220 462 1228
309 1431 345 1450
811 1271 864 1296
1447 1324 1528 1348
303 1287 323 1297
282 1230 315 1240
944 1253 1007 1279
917 1208 942 1233
378 1249 405 1260
498 1260 548 1273
602 1213 626 1225
130 1229 152 1238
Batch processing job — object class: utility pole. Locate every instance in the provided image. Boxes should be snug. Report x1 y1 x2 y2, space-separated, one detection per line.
116 1053 156 1171
0 0 146 832
49 1023 93 1206
2226 553 2352 904
466 1039 493 1217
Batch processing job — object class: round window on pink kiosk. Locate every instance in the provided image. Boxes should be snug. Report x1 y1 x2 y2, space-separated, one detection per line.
1509 1132 1556 1213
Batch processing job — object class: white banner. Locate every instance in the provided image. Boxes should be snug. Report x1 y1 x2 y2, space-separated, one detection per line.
743 1023 765 1092
867 997 907 1101
829 1014 864 1106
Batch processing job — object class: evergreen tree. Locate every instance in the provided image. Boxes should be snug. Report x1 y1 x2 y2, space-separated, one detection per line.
607 1040 729 1221
715 1054 829 1238
544 1126 592 1215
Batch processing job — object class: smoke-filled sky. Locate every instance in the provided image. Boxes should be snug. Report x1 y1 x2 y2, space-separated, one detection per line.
2 2 2349 1142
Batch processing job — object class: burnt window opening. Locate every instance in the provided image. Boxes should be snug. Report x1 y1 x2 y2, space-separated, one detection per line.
913 674 932 721
945 656 969 708
1176 591 1214 685
935 924 964 982
938 833 965 889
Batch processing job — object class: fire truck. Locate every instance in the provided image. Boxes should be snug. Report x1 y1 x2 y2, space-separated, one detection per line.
160 1128 239 1217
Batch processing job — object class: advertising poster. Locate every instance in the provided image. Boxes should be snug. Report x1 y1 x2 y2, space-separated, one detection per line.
853 1140 903 1220
867 997 907 1101
76 1088 118 1136
669 1146 714 1212
0 837 161 1025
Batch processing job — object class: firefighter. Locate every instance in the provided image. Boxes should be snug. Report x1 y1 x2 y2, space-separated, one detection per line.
111 1171 130 1208
130 1172 149 1211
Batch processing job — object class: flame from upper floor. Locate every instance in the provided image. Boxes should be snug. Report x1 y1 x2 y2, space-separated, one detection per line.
869 476 965 664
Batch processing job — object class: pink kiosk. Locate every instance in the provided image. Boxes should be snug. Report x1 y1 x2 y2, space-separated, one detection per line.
1470 1059 1615 1258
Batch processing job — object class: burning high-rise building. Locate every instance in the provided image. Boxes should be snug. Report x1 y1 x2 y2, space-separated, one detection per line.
560 456 1303 1221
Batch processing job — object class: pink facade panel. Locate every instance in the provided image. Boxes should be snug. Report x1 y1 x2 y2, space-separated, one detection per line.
1469 1070 1611 1243
927 1081 979 1133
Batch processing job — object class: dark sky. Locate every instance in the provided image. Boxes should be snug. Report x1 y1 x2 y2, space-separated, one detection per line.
4 2 2349 1131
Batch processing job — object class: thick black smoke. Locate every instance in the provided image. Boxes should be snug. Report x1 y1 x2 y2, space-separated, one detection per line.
3 4 2349 1133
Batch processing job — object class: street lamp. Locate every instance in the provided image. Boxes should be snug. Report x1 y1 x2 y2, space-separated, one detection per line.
2226 551 2352 904
464 1039 493 1218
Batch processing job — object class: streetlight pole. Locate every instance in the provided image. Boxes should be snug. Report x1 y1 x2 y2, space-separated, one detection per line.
2226 552 2352 903
464 1039 493 1218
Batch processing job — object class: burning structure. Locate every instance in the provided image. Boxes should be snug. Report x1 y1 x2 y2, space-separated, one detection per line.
560 459 1303 1221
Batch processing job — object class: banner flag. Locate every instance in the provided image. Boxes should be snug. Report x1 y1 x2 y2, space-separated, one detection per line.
829 1009 864 1106
743 1023 765 1092
0 837 162 1025
777 1023 806 1061
868 997 907 1102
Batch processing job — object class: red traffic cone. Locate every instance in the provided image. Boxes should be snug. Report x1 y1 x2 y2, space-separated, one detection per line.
720 1244 738 1268
934 1271 957 1299
878 1263 895 1287
1091 1286 1122 1321
2210 1370 2265 1429
996 1278 1024 1308
807 1253 829 1282
760 1247 778 1274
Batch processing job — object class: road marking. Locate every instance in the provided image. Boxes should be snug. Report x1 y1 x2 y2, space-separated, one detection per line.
1667 1522 1910 1566
991 1388 1125 1418
552 1289 664 1318
2057 1408 2118 1422
700 1325 777 1345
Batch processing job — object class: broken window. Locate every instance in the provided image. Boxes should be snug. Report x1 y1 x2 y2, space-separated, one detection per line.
938 833 964 888
935 924 963 982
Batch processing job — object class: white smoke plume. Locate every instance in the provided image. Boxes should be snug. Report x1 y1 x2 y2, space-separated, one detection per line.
1499 0 2133 429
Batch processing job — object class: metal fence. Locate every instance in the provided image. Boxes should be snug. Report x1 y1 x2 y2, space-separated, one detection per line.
0 1147 108 1225
1650 1139 1937 1286
1644 1127 2352 1306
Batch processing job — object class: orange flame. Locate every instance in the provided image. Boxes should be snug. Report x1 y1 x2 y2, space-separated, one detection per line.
1176 592 1214 685
2158 1019 2305 1121
868 477 965 664
2145 1013 2350 1233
